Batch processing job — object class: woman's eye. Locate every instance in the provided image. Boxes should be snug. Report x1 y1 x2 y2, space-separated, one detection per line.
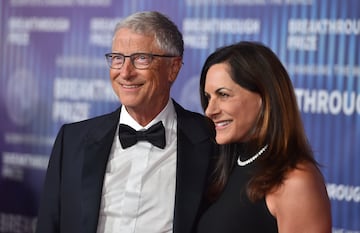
219 92 229 97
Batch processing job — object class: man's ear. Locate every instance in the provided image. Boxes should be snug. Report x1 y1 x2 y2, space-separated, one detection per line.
168 57 183 83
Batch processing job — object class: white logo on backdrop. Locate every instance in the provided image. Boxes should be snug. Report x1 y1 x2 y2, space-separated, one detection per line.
5 68 40 126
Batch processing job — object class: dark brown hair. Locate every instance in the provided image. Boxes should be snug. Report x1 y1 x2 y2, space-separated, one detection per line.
200 41 318 201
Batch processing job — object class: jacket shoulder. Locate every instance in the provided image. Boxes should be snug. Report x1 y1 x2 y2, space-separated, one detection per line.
173 101 215 140
55 108 120 142
63 108 120 129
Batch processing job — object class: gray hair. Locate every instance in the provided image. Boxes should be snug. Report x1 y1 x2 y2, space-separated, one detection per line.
113 11 184 57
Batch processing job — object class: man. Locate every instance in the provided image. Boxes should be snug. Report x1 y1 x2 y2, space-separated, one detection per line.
35 11 216 233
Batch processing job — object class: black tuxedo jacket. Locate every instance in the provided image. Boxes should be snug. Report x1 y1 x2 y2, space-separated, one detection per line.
36 101 216 233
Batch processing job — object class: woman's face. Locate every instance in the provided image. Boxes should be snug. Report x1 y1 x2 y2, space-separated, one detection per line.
204 63 262 144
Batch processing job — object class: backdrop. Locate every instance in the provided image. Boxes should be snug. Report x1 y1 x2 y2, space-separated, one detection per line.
0 0 359 232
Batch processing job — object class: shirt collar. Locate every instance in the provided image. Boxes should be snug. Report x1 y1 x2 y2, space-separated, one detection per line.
119 99 176 131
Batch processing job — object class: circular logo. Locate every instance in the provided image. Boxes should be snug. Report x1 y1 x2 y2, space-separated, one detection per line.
5 68 40 126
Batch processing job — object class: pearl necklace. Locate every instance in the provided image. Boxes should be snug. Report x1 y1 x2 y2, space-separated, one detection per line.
237 144 268 166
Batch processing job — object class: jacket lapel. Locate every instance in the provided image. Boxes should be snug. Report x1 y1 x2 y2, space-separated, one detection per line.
173 101 213 233
80 108 120 233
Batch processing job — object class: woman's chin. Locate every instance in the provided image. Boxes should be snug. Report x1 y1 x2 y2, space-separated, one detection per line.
215 136 230 145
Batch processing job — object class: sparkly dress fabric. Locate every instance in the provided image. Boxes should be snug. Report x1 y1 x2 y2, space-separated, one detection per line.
197 161 278 233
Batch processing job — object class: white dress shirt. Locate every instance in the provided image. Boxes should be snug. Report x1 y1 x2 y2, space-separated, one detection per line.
97 99 177 233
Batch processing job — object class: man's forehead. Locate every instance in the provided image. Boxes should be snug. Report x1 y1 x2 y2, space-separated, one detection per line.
112 30 159 53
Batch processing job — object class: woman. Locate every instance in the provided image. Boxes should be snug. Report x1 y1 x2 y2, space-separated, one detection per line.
197 41 331 233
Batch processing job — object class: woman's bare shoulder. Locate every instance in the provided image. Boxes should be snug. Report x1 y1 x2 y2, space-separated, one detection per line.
266 161 332 233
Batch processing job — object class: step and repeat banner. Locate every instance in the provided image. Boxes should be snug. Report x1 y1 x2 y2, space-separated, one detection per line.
0 0 359 232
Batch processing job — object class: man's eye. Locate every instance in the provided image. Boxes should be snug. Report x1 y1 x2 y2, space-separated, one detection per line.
137 54 149 61
113 56 123 61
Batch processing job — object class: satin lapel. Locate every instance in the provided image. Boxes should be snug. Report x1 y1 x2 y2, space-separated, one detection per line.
173 101 212 233
80 108 120 233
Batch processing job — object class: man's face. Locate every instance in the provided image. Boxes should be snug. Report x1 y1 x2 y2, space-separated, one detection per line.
110 28 181 122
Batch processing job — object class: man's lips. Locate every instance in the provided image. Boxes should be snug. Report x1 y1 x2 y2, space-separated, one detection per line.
121 84 143 89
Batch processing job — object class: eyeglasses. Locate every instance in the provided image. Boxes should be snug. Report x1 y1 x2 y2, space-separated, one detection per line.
105 52 178 70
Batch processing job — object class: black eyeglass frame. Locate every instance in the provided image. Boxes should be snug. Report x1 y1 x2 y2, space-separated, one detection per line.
105 52 179 70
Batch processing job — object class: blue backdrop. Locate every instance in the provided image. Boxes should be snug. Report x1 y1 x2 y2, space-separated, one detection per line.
1 0 359 232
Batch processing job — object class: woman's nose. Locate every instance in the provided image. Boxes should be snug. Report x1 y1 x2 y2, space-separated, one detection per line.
205 99 219 118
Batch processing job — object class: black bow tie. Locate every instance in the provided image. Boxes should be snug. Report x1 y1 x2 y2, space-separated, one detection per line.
118 121 166 149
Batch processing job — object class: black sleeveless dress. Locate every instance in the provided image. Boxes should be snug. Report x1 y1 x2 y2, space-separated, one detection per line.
197 162 278 233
